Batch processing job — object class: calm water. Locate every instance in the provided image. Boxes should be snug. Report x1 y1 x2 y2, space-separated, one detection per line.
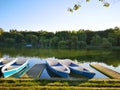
0 48 120 78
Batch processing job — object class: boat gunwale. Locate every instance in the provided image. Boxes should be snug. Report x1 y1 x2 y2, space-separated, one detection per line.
3 60 28 73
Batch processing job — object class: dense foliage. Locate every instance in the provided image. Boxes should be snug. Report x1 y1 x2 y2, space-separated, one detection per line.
0 27 120 49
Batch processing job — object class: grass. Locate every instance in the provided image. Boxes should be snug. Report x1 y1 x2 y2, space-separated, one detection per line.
0 78 120 90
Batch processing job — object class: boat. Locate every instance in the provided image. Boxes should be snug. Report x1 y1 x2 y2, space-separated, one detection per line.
0 58 16 68
0 58 16 77
60 59 95 78
46 58 70 78
1 57 29 78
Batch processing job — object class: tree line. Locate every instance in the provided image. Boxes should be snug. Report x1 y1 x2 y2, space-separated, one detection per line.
0 27 120 49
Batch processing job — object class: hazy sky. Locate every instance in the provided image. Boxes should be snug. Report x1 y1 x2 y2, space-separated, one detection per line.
0 0 120 32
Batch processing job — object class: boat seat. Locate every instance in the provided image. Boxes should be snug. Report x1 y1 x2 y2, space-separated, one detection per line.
0 62 3 65
69 63 79 67
64 68 68 71
2 60 10 64
71 66 83 71
83 68 88 71
53 66 67 71
11 62 21 66
5 66 19 70
52 63 62 66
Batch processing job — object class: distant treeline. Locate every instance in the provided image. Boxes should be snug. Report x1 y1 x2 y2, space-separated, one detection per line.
0 27 120 49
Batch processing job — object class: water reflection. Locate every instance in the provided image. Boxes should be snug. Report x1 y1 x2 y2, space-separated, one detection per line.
40 68 50 78
1 48 120 67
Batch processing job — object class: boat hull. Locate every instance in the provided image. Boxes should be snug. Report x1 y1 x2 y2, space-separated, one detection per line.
70 67 95 78
60 59 95 78
46 63 69 78
3 60 28 78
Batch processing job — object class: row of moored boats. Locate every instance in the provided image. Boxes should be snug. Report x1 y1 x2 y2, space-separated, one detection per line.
0 57 95 78
46 58 95 78
0 58 29 78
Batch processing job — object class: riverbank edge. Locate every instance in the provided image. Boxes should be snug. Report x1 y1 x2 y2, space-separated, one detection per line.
0 78 120 90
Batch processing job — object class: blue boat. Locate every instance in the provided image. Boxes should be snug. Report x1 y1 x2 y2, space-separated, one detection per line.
60 59 95 78
1 58 29 78
46 58 70 78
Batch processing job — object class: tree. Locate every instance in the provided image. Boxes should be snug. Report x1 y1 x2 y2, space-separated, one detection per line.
56 31 71 41
108 33 117 46
0 28 4 35
13 33 24 47
85 30 95 45
77 30 86 42
0 28 4 47
91 34 102 46
43 39 50 48
39 36 46 48
31 35 38 47
4 38 15 47
58 41 68 49
0 27 119 49
70 35 78 49
108 27 120 46
49 36 59 48
25 34 38 47
102 38 112 49
77 41 87 49
114 27 120 46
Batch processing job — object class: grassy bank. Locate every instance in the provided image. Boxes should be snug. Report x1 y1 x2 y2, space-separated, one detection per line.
0 78 120 90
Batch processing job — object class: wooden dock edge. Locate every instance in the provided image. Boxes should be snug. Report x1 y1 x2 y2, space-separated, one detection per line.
21 64 46 79
90 63 120 79
36 64 46 78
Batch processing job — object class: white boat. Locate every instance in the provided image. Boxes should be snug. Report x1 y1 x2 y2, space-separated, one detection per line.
0 58 16 68
1 57 29 78
60 59 95 78
0 58 16 77
46 58 70 78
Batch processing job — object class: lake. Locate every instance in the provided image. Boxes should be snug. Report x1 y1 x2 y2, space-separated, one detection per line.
0 48 120 78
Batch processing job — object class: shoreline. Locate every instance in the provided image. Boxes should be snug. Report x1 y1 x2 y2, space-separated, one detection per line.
0 78 120 90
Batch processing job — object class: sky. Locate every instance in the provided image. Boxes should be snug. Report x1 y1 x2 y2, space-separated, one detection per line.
0 0 120 32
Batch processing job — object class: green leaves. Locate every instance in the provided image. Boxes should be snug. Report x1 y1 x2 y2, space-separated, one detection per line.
86 0 90 2
68 0 110 12
99 0 110 7
103 2 110 7
68 4 81 13
99 0 104 2
0 28 4 35
68 8 73 13
73 4 81 10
